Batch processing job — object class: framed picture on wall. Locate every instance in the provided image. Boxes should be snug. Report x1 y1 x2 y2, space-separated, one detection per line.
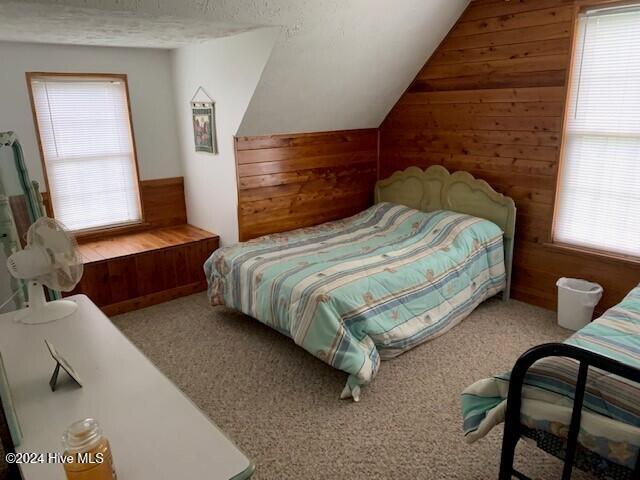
190 87 218 154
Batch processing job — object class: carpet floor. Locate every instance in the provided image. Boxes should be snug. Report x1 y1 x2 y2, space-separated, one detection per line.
112 293 594 480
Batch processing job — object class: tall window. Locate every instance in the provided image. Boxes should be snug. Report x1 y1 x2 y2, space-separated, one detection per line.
28 74 142 232
554 5 640 258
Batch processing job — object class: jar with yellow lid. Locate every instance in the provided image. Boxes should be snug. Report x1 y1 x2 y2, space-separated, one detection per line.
61 418 117 480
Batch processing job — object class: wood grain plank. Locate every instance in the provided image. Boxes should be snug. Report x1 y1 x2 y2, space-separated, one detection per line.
383 114 562 133
235 129 378 240
442 22 572 51
68 226 219 313
239 187 373 217
238 164 378 190
100 282 207 317
398 86 566 105
240 173 377 202
241 203 370 241
429 38 571 66
409 69 566 92
382 129 562 147
380 0 639 311
237 152 376 177
106 257 139 304
389 101 564 118
77 225 216 262
464 0 575 22
236 139 375 164
452 5 574 38
383 139 558 163
139 177 187 228
236 129 376 151
419 55 569 81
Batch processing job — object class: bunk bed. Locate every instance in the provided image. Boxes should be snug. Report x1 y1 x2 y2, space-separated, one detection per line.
463 284 640 479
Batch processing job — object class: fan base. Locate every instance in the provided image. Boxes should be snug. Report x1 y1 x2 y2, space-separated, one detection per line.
14 282 77 325
16 299 78 325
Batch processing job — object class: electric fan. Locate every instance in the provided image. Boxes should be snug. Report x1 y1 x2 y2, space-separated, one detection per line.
6 217 83 324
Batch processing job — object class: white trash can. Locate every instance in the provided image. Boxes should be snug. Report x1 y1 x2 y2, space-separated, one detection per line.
556 278 603 331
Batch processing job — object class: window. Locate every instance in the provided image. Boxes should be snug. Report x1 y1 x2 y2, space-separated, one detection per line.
553 5 640 258
28 73 142 232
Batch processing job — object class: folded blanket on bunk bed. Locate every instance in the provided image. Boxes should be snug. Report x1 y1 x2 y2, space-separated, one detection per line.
205 202 506 400
462 284 640 471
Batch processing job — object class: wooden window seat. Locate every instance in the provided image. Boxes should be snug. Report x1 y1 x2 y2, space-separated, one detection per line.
67 224 219 316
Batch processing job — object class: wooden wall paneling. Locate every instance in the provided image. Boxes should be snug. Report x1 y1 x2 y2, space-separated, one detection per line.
134 250 172 297
140 177 188 228
235 129 379 241
75 261 112 307
105 257 139 304
379 0 639 311
39 177 186 232
68 225 219 315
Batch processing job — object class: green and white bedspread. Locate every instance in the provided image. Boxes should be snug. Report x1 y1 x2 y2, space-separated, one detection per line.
462 284 640 469
205 202 506 400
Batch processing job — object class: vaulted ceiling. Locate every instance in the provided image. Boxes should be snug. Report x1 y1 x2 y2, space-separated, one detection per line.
0 0 470 136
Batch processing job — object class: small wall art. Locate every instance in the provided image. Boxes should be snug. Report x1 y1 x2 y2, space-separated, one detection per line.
191 87 218 154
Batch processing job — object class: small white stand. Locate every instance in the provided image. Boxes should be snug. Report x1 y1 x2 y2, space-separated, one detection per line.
14 282 77 325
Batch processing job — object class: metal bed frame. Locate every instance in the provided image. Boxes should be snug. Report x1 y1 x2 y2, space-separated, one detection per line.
499 343 640 480
4 346 639 480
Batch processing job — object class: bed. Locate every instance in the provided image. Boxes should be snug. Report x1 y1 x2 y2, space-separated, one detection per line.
205 166 516 400
462 284 640 479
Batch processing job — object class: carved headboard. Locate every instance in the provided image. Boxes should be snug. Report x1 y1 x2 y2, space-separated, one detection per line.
375 165 516 300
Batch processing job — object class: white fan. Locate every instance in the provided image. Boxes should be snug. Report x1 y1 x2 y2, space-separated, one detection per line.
7 217 83 324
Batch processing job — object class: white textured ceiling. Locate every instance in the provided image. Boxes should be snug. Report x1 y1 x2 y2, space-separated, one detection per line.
0 0 470 135
0 2 259 48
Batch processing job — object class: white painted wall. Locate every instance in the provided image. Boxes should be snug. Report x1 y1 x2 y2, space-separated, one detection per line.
238 0 470 135
0 41 182 186
171 28 278 245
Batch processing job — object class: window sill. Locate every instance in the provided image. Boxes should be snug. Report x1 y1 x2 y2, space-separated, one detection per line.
74 221 152 243
544 242 640 267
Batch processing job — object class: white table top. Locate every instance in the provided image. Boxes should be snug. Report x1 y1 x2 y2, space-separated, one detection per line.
0 295 253 479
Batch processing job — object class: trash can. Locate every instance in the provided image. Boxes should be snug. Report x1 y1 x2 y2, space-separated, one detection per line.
556 278 603 331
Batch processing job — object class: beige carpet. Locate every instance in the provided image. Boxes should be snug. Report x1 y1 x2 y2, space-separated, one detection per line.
112 293 594 480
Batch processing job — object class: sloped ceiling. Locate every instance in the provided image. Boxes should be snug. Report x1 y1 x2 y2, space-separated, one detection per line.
239 0 470 136
0 0 470 136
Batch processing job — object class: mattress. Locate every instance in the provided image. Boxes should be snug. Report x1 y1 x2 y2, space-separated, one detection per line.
462 284 640 474
205 202 506 399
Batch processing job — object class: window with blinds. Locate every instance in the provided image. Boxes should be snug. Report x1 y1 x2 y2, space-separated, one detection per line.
29 74 142 232
554 6 640 258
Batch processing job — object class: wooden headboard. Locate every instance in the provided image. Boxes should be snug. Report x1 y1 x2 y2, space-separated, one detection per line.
375 165 516 300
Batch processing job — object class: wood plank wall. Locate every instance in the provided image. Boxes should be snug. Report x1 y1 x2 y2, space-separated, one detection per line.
139 177 188 228
40 177 187 231
235 129 379 241
379 0 640 312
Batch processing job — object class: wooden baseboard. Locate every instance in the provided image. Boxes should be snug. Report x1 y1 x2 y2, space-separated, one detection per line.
102 281 207 317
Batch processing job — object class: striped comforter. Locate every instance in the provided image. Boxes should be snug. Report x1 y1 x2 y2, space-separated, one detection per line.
205 202 506 399
462 284 640 469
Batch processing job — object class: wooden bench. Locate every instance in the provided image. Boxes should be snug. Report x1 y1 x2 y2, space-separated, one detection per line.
67 224 219 316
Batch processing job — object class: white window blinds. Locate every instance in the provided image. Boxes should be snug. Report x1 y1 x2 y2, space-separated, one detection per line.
554 6 640 258
30 75 142 232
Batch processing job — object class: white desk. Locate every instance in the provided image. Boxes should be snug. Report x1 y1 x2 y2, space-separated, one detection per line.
0 295 253 479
